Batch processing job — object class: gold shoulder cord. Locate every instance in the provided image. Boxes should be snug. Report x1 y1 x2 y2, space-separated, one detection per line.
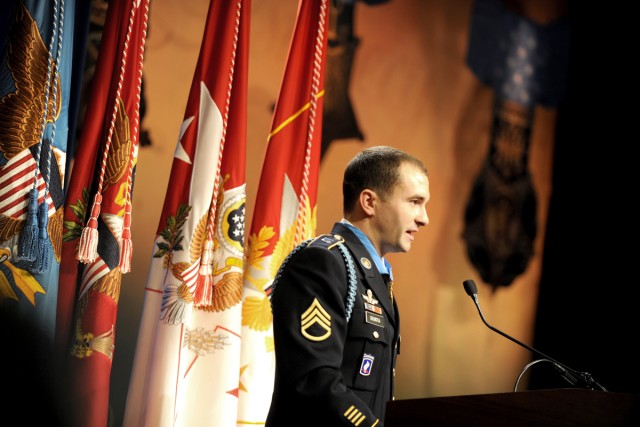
326 234 345 250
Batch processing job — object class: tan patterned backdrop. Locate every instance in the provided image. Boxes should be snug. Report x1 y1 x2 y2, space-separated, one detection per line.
111 0 563 424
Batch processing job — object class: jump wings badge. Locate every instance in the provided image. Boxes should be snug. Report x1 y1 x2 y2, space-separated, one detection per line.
363 289 378 305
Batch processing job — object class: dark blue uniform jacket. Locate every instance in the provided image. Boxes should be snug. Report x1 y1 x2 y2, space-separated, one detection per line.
266 222 400 427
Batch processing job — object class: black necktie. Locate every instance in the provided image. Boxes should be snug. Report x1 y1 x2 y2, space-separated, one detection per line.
382 274 394 303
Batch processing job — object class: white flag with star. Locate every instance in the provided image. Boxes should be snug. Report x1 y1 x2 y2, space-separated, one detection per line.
123 1 250 426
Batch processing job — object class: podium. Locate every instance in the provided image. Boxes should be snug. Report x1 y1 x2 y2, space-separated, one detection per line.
385 388 640 426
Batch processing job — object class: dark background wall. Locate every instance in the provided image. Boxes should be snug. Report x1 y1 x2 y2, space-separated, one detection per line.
532 4 639 394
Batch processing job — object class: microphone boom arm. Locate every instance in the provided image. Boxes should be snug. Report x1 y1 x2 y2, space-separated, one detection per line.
464 280 606 391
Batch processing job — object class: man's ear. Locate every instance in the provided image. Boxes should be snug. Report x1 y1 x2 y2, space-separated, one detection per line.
360 189 376 216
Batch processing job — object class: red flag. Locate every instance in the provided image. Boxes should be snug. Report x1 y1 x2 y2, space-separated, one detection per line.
57 0 149 426
238 0 329 422
124 1 250 426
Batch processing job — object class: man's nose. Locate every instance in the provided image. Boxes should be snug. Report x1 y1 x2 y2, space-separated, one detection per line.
417 208 429 226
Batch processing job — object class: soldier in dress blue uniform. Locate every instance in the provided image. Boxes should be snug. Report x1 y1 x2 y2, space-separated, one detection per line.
266 146 430 427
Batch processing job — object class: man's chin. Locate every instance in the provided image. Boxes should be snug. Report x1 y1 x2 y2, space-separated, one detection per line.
397 243 411 253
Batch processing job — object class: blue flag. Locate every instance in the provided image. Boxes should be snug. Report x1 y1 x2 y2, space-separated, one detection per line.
0 0 81 341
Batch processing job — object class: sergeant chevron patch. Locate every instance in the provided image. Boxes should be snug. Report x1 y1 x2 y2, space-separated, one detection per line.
300 298 331 341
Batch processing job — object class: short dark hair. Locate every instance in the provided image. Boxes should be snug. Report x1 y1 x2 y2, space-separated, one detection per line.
342 146 428 214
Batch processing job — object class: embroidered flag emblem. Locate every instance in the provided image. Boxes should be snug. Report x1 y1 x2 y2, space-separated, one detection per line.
359 353 374 376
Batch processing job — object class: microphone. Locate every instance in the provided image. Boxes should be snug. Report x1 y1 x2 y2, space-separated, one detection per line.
462 279 607 391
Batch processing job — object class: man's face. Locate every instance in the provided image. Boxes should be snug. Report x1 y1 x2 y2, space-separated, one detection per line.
375 162 430 256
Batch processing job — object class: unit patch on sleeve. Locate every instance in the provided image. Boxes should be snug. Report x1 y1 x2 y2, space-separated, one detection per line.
359 353 375 376
300 298 332 341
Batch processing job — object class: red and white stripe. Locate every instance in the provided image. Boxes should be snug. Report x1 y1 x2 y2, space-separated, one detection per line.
0 149 55 219
182 258 200 289
79 257 111 299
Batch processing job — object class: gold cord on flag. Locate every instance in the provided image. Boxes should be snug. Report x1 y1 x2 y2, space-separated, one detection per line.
193 0 244 307
119 0 150 273
77 0 140 264
294 0 328 246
